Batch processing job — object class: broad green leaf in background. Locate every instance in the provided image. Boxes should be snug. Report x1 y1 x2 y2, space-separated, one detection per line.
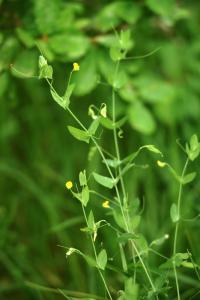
48 33 90 60
67 126 90 143
97 249 107 270
128 102 156 135
93 172 115 189
135 76 176 104
34 0 62 34
16 28 35 48
12 50 38 78
73 50 97 95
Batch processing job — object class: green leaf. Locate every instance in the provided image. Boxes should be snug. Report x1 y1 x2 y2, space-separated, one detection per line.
79 170 87 186
100 116 127 130
63 83 75 108
16 28 35 48
48 33 90 59
128 102 156 135
124 278 138 300
67 126 90 143
118 233 137 244
103 158 121 168
135 235 149 256
88 118 100 136
81 186 89 207
11 50 38 78
110 46 125 61
143 145 163 156
186 134 200 161
93 172 115 189
39 55 47 68
39 64 53 79
73 50 97 96
182 172 196 185
170 203 179 223
88 211 95 230
97 249 107 270
50 89 64 108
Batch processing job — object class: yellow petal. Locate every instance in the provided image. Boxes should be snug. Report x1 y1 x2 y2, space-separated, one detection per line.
73 62 80 71
65 180 73 189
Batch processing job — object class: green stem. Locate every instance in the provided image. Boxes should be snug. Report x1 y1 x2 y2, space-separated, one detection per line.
82 205 113 300
173 158 189 300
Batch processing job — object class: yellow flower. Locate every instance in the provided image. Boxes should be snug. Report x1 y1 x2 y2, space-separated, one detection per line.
102 200 110 208
73 62 80 71
157 160 166 168
65 180 73 190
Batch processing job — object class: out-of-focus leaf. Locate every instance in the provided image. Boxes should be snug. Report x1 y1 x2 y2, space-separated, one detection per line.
97 249 107 270
73 50 97 96
128 102 156 135
170 203 179 223
16 28 35 48
48 33 90 59
12 50 38 78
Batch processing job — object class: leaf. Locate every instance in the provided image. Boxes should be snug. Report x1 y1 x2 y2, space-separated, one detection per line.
97 249 107 270
110 46 125 61
39 64 53 79
143 145 163 156
103 158 121 168
48 32 90 59
100 116 127 130
170 203 179 223
16 28 35 48
50 89 64 108
88 118 100 136
182 172 196 185
128 102 156 135
39 55 47 68
81 186 89 207
186 134 200 161
63 83 75 108
73 50 97 96
118 233 137 244
93 172 115 189
124 278 138 300
135 235 149 256
88 211 95 230
79 170 87 186
67 126 90 143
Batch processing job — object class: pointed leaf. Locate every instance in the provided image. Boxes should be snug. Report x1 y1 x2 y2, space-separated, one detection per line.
81 186 89 207
93 172 115 189
97 249 107 270
67 126 90 143
170 203 179 223
182 172 196 185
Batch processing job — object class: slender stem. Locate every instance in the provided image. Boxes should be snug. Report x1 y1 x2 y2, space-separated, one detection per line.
173 158 189 300
82 205 113 300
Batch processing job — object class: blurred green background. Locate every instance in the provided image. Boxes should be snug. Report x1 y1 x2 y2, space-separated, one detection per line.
1 0 200 299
